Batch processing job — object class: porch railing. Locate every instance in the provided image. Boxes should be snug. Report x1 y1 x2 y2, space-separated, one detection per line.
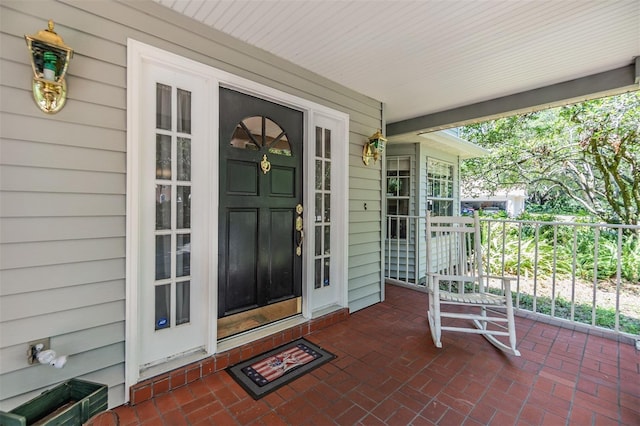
385 215 640 339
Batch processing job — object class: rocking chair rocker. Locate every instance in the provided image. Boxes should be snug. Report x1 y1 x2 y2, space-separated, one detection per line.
426 211 520 356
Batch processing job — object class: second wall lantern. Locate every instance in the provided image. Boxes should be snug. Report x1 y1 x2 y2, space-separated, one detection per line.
25 20 74 114
362 129 387 165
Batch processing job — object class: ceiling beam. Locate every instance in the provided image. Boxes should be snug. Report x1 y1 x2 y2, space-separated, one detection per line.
387 63 639 136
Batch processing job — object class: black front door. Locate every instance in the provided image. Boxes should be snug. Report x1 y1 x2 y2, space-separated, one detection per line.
218 88 303 337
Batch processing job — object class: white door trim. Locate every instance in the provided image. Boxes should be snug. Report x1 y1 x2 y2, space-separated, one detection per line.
126 39 349 400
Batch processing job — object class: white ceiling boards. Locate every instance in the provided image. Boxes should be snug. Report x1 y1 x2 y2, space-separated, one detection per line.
154 0 639 130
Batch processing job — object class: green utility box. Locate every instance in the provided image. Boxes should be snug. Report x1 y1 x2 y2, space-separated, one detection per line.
0 379 107 426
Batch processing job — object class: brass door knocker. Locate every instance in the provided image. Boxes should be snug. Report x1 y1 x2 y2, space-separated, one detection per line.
260 154 271 174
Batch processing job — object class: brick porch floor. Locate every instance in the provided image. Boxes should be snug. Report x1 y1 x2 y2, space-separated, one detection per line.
89 284 639 425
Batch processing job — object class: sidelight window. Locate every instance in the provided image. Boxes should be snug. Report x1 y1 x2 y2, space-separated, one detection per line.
314 126 331 289
154 83 192 330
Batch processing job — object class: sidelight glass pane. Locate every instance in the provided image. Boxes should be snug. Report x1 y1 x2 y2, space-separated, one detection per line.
155 185 171 230
324 129 331 159
155 284 171 330
315 127 322 158
176 186 191 229
324 225 330 255
155 235 171 280
156 134 171 180
315 193 322 223
177 137 191 181
315 226 322 256
314 259 322 289
177 89 191 134
176 234 191 277
156 83 171 130
315 160 322 190
324 161 331 191
324 194 331 222
176 281 190 325
324 259 330 286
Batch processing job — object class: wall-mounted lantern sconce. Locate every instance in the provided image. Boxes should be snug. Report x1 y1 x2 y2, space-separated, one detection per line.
362 129 387 165
25 20 74 114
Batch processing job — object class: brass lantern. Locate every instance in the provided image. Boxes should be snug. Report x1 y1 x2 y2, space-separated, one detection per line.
25 20 73 114
362 129 387 165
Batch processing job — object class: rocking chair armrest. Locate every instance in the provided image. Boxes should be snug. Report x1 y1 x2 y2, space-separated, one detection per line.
427 273 483 296
426 272 479 283
484 275 516 294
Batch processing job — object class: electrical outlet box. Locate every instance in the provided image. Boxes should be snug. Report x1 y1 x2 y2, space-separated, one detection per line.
27 338 50 365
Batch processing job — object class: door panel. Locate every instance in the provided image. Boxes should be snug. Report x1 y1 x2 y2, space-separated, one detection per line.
218 87 303 333
226 209 259 312
269 208 296 300
270 166 296 196
227 161 258 194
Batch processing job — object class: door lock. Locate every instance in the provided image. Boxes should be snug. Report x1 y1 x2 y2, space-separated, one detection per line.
295 204 303 256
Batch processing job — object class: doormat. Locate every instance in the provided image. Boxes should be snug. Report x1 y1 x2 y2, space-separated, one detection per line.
226 338 336 400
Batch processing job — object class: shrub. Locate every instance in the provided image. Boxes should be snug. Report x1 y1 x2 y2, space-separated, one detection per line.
515 293 640 335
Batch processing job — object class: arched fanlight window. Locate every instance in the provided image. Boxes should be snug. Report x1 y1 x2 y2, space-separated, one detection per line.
229 116 292 156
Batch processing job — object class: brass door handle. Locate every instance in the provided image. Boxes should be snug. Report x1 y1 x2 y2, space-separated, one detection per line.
295 204 303 256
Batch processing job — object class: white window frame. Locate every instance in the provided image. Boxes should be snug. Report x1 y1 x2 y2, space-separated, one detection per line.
426 157 455 216
386 156 412 240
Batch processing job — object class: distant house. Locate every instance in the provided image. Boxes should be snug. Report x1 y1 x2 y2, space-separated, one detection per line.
461 189 527 217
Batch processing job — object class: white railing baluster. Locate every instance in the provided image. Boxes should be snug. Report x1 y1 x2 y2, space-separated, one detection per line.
616 227 622 333
533 223 540 313
501 221 507 279
571 227 578 323
593 226 599 327
551 224 558 318
516 222 523 309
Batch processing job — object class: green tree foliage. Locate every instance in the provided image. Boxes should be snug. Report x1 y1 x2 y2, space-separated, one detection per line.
460 91 640 225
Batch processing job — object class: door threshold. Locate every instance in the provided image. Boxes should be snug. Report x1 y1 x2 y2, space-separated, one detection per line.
217 314 307 353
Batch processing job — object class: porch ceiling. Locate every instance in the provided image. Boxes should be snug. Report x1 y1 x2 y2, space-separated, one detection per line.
155 0 639 130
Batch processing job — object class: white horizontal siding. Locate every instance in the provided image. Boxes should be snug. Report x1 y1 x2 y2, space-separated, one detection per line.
1 238 124 270
0 301 124 348
1 139 125 173
1 280 125 322
1 322 124 374
1 217 125 243
1 193 125 217
0 165 124 194
0 259 125 296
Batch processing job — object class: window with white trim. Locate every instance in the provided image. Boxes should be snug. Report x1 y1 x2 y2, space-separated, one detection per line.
427 158 454 216
386 156 411 239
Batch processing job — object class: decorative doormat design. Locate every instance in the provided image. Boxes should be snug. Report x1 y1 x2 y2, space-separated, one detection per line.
226 338 336 399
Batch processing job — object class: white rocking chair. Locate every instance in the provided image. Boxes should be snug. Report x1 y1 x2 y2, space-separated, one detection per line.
426 212 520 356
